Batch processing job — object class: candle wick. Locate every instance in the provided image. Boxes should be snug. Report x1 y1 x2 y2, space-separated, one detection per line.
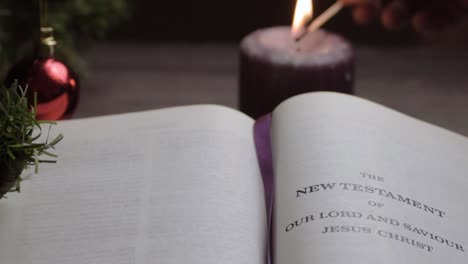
294 15 313 43
295 36 304 52
295 31 308 43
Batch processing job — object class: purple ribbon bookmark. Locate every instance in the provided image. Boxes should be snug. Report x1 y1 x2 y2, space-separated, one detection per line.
253 114 274 264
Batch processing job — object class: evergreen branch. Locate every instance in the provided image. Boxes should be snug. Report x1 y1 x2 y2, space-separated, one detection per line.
0 81 63 198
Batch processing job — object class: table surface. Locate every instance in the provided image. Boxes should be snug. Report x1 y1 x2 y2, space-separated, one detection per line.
77 43 468 136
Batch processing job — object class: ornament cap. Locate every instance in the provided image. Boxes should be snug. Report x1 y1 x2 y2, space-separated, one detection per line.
40 27 57 57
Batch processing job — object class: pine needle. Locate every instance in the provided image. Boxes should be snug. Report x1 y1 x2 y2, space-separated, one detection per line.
0 81 63 197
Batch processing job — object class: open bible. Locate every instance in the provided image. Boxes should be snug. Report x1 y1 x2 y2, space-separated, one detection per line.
0 92 467 263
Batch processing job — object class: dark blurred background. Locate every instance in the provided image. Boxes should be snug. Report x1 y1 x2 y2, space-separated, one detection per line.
112 0 467 44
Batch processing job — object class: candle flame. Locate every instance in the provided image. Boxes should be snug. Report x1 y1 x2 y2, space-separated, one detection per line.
292 0 313 38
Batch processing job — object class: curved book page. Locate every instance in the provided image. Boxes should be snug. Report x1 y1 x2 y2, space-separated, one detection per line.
272 92 468 263
0 105 266 264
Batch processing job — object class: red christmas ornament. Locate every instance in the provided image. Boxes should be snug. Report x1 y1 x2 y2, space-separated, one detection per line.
5 57 79 120
4 25 79 121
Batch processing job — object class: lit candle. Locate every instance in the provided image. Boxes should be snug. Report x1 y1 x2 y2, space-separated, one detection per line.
239 0 354 118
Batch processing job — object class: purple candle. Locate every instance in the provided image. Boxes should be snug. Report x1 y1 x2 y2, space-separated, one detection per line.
239 26 354 118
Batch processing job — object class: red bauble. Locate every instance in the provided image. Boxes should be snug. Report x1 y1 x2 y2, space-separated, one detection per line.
5 57 79 120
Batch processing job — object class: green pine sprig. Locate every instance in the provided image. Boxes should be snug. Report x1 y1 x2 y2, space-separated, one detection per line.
0 81 63 198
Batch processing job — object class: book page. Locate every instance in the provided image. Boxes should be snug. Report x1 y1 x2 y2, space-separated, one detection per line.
0 106 266 264
272 92 468 263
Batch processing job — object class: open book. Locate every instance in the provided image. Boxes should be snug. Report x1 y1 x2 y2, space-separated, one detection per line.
0 92 467 263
